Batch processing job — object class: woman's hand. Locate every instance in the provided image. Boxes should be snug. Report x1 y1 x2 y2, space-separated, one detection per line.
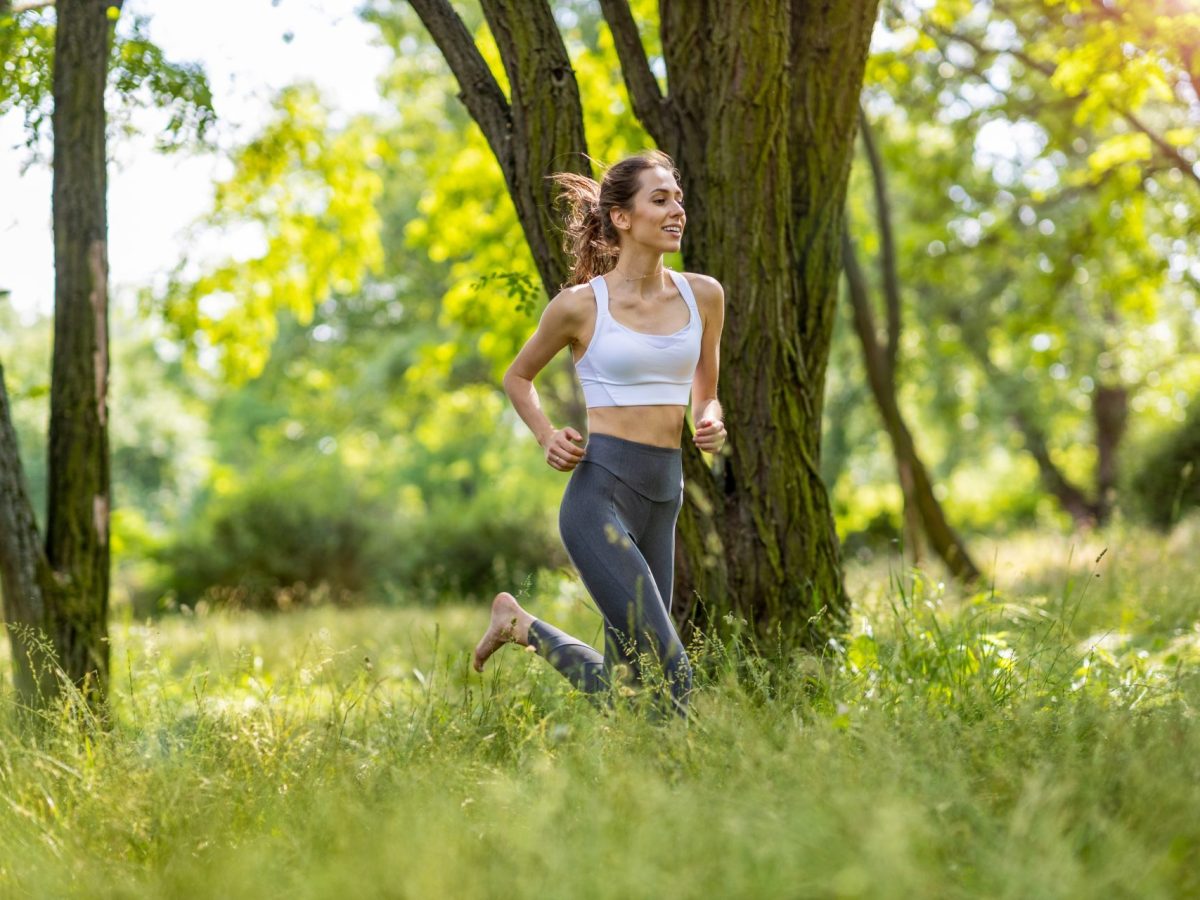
542 426 586 471
694 418 727 454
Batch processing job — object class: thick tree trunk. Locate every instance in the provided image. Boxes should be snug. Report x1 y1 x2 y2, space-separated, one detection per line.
657 1 879 639
46 0 113 700
842 230 980 582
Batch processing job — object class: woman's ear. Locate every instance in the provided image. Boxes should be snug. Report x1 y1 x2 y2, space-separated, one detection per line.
609 207 630 232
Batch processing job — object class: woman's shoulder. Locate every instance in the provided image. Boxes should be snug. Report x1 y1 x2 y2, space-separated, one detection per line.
678 271 724 307
546 280 598 327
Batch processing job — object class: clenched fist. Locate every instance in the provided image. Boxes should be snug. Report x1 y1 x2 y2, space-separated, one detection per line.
693 417 726 454
542 426 586 471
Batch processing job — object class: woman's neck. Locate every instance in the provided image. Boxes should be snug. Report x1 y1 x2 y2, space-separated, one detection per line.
611 251 668 293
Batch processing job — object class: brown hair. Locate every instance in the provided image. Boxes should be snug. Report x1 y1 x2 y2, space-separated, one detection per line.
549 150 679 286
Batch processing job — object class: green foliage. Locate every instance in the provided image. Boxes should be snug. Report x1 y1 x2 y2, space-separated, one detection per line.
0 6 54 160
142 299 567 611
160 84 387 383
830 0 1200 536
150 399 567 612
1127 401 1200 528
0 7 214 162
156 467 384 611
0 302 208 544
107 13 216 152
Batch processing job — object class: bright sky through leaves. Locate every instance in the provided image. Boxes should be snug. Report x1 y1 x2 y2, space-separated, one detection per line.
0 0 389 324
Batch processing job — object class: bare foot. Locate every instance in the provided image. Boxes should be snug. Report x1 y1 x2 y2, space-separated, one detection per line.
473 592 533 672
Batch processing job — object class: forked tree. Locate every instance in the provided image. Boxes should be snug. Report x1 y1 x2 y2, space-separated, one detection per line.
410 0 881 642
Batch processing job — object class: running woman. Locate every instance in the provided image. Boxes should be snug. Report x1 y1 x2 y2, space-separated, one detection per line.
472 150 726 716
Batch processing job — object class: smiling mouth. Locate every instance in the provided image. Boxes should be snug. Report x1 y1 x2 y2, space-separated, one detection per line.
663 226 682 235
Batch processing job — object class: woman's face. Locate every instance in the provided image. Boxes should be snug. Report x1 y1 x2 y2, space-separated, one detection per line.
612 166 685 253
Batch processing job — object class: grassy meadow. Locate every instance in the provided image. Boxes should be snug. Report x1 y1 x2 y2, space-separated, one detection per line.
2 523 1199 899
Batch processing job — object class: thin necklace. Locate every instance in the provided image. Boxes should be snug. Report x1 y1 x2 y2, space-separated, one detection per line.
613 264 668 282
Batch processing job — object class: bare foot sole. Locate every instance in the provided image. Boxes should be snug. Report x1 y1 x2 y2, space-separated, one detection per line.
473 592 524 672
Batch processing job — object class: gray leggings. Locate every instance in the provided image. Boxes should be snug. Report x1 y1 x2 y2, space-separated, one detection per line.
527 433 693 715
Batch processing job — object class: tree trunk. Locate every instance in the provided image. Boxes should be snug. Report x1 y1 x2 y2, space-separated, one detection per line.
0 0 115 706
861 108 921 563
657 1 879 639
1093 381 1127 524
0 365 60 701
845 110 978 580
46 0 113 701
842 230 980 582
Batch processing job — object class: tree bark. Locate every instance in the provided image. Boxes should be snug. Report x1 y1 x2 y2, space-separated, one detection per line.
46 0 113 702
0 364 59 702
658 0 880 639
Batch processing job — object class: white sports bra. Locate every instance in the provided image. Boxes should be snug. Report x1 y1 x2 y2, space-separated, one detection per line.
575 270 703 408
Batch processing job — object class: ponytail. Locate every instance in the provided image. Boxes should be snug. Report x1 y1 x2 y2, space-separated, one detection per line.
549 150 679 287
549 171 618 286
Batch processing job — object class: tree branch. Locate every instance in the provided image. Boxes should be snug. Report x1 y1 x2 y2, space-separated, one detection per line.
597 0 677 149
476 0 590 294
843 228 980 580
926 17 1200 192
407 0 513 172
953 312 1100 526
858 107 901 379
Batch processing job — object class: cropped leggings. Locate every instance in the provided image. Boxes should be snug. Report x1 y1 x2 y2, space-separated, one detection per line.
527 433 693 716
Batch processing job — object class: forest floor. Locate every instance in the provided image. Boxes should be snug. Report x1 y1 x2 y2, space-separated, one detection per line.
2 522 1199 898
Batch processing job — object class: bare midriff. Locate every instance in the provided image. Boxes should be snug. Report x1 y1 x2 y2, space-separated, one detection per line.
586 405 686 449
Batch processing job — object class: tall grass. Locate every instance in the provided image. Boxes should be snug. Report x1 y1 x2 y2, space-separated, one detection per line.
2 524 1198 898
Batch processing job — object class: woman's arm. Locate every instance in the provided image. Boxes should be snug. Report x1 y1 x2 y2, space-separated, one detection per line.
688 274 727 454
503 286 589 470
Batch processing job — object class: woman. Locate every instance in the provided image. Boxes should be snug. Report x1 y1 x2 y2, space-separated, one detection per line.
472 150 726 717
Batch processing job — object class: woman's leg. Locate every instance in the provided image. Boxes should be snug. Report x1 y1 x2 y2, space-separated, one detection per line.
556 460 691 714
525 618 607 692
636 489 693 712
476 438 691 715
